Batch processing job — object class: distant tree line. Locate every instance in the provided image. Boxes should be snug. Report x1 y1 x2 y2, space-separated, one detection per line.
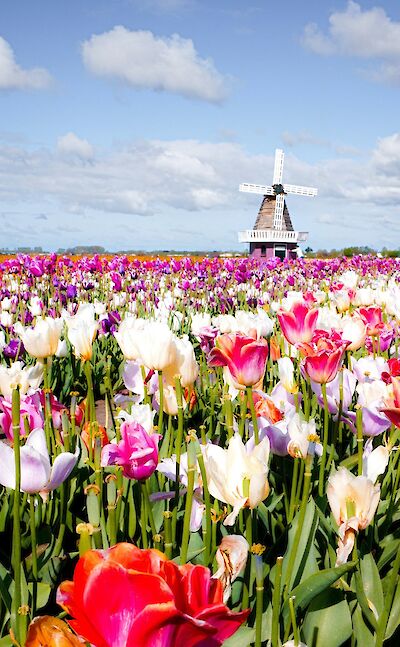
304 246 400 258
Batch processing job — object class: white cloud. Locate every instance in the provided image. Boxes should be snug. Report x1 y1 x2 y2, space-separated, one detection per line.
1 134 400 250
0 36 51 90
81 26 229 102
57 132 94 160
302 2 400 83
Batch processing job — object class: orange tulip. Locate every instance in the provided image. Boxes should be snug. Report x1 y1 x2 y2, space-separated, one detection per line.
26 615 83 646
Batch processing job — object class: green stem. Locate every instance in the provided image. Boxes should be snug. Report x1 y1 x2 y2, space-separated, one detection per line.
157 370 164 433
288 458 299 523
318 382 329 497
254 554 264 647
271 556 284 647
246 386 259 444
195 441 212 566
284 453 313 594
29 496 38 619
180 439 196 564
224 394 234 440
163 511 173 559
11 388 26 645
289 596 300 646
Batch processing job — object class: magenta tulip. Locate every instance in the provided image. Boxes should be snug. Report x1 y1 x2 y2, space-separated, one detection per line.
101 421 160 480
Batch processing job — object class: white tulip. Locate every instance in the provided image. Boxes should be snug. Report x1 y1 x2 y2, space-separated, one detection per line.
0 361 43 397
277 357 298 394
67 319 98 361
136 321 178 372
204 433 270 525
19 317 63 359
327 467 380 565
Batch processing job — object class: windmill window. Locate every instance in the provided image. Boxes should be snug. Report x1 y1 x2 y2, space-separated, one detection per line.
274 245 286 261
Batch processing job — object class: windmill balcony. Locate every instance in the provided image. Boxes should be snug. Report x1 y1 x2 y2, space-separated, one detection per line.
238 229 308 243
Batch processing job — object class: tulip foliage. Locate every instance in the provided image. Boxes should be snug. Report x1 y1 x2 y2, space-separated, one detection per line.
1 252 400 646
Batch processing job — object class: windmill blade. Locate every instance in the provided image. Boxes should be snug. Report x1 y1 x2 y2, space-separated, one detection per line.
273 194 285 229
283 183 318 197
239 183 275 196
273 149 284 185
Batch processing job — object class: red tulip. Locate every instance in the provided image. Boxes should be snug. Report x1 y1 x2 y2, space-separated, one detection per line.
381 377 400 428
208 333 268 388
57 543 248 647
277 301 318 346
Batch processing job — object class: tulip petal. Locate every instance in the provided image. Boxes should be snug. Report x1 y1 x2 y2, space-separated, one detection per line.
25 427 49 458
81 564 176 645
47 447 79 492
0 441 16 489
19 444 51 493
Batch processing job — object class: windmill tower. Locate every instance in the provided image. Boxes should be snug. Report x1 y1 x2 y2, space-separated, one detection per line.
238 149 317 260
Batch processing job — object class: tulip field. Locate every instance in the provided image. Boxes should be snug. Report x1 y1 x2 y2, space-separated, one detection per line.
2 252 400 646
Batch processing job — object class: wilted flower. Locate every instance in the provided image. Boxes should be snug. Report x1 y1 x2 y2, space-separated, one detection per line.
213 535 249 602
26 615 83 646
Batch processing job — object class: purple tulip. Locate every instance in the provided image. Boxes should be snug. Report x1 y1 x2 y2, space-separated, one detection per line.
101 421 160 480
3 338 25 360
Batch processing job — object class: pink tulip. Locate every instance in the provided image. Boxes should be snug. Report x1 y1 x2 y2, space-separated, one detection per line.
208 333 268 388
0 395 43 440
101 421 160 480
358 306 384 336
299 336 349 385
277 301 319 346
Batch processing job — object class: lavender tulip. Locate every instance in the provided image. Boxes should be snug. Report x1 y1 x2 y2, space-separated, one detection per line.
0 428 79 495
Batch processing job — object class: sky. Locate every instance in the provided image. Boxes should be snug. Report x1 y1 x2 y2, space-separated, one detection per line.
1 0 400 252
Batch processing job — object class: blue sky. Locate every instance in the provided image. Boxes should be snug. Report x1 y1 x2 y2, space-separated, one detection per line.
1 0 400 252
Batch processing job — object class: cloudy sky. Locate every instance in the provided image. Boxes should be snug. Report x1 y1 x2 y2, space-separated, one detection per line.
1 0 400 252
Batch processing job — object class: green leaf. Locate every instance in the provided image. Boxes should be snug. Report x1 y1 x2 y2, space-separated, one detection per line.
222 625 255 646
282 561 356 626
360 552 383 618
35 582 51 610
386 577 400 639
0 636 13 647
302 589 352 647
280 498 319 591
352 604 375 647
0 562 13 613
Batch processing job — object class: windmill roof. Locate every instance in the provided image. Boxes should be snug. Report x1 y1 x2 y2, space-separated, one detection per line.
253 196 294 231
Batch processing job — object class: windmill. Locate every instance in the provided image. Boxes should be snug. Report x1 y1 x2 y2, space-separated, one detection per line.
238 149 317 259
